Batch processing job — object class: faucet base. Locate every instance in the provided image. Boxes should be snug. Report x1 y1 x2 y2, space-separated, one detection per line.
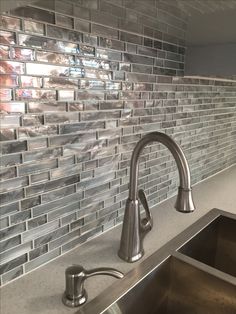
62 290 87 307
118 249 144 263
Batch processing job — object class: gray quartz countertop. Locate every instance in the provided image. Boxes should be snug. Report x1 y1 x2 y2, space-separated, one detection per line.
1 165 236 314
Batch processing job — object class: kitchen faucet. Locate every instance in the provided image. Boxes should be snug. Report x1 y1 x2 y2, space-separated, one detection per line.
118 131 195 263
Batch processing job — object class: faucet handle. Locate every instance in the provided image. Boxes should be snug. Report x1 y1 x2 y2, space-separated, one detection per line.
62 265 124 307
138 189 153 233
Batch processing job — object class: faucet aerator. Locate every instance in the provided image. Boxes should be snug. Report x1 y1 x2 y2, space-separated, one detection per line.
175 187 195 213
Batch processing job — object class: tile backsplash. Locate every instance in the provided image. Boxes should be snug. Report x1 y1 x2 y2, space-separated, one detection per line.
0 0 236 285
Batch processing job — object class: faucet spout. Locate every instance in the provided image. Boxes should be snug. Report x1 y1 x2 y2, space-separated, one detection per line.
118 132 195 263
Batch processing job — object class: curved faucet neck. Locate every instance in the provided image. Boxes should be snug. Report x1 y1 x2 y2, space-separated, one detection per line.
129 132 191 201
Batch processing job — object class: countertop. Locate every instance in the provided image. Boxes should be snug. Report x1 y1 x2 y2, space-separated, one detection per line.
1 165 236 314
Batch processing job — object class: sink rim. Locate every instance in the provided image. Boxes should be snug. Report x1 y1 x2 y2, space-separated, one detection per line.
78 208 236 314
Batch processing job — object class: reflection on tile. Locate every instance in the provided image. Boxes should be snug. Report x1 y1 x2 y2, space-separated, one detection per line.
0 115 20 127
57 90 75 101
15 89 56 101
0 15 21 30
80 45 95 56
80 79 105 90
0 102 25 114
12 48 35 61
106 81 121 90
69 67 85 78
85 68 111 80
96 48 122 61
0 89 12 101
0 30 15 45
24 20 45 35
19 34 78 54
21 76 42 88
44 77 78 89
56 14 73 29
37 51 74 65
0 45 10 59
0 61 25 74
26 63 69 77
0 75 18 87
28 101 66 113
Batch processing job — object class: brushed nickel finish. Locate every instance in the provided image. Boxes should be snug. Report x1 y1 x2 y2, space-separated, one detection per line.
118 131 195 263
62 265 123 307
79 209 236 314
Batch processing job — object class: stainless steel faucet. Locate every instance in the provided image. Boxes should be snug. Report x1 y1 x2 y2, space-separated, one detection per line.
118 131 195 263
62 265 124 307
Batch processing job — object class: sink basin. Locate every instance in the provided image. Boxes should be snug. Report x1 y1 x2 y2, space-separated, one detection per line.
104 256 236 314
78 209 236 314
179 215 236 277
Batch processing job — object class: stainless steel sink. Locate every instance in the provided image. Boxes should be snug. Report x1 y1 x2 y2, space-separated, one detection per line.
179 215 236 277
78 209 236 314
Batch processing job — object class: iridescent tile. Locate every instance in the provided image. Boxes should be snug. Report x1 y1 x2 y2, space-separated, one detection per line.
85 68 111 80
56 14 73 29
26 63 69 76
0 31 15 45
0 89 12 101
83 34 98 46
21 114 44 126
0 115 20 127
57 90 75 101
106 81 121 90
28 102 66 113
21 76 42 88
69 67 85 78
96 48 122 61
36 51 74 65
0 61 25 74
27 138 48 151
18 125 57 139
80 79 105 90
12 48 35 61
0 129 16 141
44 112 78 124
24 20 45 35
0 15 21 31
19 34 78 54
44 77 78 89
0 75 18 87
10 6 55 24
0 102 25 114
15 89 56 101
77 90 104 100
79 45 95 56
0 45 10 59
74 19 90 33
47 25 83 43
